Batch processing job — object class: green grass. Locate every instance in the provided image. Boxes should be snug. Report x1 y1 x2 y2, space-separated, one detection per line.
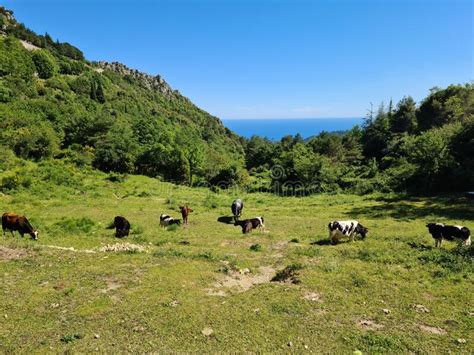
0 171 473 352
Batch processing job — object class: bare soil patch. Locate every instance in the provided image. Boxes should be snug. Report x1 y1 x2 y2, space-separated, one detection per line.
208 266 276 296
357 319 384 330
419 324 447 335
0 246 28 261
303 292 322 302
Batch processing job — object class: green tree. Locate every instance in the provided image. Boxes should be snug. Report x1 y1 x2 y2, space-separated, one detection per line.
244 135 275 169
93 120 138 173
32 50 58 79
390 96 417 134
403 123 461 192
0 117 59 160
417 84 474 131
362 103 391 160
185 145 203 186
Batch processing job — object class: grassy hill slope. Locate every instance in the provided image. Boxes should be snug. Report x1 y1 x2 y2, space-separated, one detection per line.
0 6 245 185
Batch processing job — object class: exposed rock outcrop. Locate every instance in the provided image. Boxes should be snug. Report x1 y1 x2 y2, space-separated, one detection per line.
96 61 182 99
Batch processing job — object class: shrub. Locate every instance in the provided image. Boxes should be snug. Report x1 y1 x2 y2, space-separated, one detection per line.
250 243 262 251
0 81 12 102
32 50 58 79
37 160 81 187
106 172 126 183
1 171 32 191
2 119 60 161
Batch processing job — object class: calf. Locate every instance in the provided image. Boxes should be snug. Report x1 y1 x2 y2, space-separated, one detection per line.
234 217 265 234
160 214 181 227
231 199 243 222
328 220 368 244
426 223 471 247
179 206 193 225
114 216 130 238
2 212 38 240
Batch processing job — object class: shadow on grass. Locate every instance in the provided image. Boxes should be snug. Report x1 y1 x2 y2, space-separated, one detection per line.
310 239 332 246
407 241 434 251
349 196 473 221
217 216 234 224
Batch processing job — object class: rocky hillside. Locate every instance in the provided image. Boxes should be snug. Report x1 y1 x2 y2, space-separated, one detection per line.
0 6 245 185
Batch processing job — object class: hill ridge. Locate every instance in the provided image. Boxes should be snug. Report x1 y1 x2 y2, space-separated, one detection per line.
95 61 181 100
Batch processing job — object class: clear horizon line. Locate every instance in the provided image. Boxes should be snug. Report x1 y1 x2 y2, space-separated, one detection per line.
221 116 364 120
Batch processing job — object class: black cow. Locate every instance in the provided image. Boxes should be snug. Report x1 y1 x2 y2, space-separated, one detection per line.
426 223 471 247
231 199 243 222
234 217 265 234
2 212 38 240
114 216 130 238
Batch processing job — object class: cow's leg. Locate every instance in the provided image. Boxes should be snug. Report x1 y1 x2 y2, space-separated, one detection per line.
435 238 441 247
464 236 471 246
350 232 355 242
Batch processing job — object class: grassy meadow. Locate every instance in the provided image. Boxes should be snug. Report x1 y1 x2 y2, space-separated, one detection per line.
0 169 473 353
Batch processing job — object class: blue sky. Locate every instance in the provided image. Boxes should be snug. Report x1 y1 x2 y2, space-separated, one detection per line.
4 0 472 119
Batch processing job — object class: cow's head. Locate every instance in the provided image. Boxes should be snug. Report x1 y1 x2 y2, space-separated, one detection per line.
180 206 193 214
30 230 39 240
357 225 368 239
426 223 443 232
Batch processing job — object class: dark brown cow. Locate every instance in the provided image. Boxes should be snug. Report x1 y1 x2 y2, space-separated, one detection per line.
179 206 193 225
2 212 38 240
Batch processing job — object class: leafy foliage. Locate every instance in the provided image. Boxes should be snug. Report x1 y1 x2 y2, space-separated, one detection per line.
0 7 472 195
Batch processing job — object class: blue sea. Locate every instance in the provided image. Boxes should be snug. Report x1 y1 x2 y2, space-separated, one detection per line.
222 118 363 140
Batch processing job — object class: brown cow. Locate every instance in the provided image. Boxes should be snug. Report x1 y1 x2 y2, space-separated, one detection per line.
2 212 38 240
179 206 193 225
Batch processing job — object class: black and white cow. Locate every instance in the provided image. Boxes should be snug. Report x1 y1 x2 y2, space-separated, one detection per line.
114 216 130 238
426 223 471 247
328 220 368 244
234 217 265 234
160 214 181 227
231 199 243 222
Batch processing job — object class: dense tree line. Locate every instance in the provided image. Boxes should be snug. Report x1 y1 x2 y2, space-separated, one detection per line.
242 85 473 194
0 9 472 195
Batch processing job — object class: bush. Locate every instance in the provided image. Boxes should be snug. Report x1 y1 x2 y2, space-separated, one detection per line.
36 160 81 188
1 118 60 161
32 50 58 79
1 171 32 191
0 81 13 102
208 164 248 188
250 243 262 251
106 172 127 183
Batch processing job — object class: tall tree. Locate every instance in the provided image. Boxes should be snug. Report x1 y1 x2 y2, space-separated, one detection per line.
390 96 417 134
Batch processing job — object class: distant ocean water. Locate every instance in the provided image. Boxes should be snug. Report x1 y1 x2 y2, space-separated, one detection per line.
222 118 364 140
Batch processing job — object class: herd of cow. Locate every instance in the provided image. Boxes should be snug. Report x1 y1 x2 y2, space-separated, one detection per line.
1 199 472 248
